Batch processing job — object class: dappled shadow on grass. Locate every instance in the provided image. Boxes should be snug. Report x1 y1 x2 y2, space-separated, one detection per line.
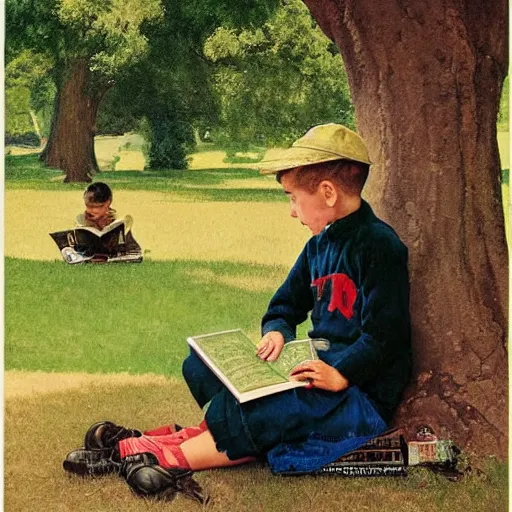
224 157 263 164
4 381 508 512
172 187 285 202
112 167 258 182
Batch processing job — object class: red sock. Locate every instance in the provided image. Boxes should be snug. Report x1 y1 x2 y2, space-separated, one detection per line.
143 420 206 438
118 420 208 469
162 420 207 444
143 424 179 437
119 435 190 469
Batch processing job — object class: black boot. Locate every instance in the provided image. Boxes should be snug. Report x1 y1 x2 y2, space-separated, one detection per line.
63 448 159 478
84 421 142 450
63 447 120 477
122 454 208 504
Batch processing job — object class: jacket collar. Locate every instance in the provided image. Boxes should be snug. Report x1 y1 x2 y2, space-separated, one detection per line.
324 200 374 241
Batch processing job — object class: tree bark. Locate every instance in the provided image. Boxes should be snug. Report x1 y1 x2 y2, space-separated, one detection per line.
41 58 105 182
303 0 508 458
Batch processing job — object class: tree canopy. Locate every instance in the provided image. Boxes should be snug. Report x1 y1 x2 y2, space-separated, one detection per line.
5 0 284 177
6 0 163 76
204 0 354 149
5 50 55 141
5 0 355 172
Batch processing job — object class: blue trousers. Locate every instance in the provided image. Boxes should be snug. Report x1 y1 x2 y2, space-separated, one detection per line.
182 350 387 467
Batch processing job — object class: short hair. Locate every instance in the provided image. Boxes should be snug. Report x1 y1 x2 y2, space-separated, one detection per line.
276 159 369 196
83 182 113 204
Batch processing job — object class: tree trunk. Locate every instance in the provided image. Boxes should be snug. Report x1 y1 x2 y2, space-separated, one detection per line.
304 0 508 458
41 58 103 182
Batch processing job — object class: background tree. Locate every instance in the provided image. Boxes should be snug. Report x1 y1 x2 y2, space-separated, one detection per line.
6 0 163 181
94 64 201 170
86 0 281 170
119 0 221 170
204 0 354 151
5 50 55 145
303 0 508 458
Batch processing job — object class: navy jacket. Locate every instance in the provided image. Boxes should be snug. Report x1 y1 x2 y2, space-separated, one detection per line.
261 200 412 422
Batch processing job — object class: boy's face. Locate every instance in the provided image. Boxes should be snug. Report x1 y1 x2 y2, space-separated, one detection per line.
280 171 334 235
85 200 111 220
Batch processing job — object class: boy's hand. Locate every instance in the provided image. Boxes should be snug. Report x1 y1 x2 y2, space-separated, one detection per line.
290 360 349 392
256 331 285 361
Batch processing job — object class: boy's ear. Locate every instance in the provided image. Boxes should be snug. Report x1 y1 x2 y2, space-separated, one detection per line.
319 180 338 207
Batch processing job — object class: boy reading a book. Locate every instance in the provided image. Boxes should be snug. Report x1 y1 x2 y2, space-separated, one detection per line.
74 181 142 261
64 124 411 498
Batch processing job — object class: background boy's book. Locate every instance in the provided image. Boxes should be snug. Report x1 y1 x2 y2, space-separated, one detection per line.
186 329 328 403
49 217 143 264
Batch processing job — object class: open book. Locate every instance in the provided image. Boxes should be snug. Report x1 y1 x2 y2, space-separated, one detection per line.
49 216 143 264
187 329 327 403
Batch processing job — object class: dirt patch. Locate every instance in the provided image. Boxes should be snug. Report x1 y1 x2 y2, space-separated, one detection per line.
4 370 172 399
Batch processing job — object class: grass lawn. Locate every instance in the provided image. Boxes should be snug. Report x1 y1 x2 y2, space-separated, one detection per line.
497 131 509 170
4 153 312 373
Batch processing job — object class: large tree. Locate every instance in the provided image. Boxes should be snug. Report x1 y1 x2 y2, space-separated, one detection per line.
6 0 163 181
303 0 508 458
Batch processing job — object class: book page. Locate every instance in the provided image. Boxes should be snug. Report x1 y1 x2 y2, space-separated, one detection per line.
269 339 317 379
101 217 129 235
191 330 287 393
75 218 126 237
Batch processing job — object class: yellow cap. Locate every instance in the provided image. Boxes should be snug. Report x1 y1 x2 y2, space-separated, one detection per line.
258 123 371 174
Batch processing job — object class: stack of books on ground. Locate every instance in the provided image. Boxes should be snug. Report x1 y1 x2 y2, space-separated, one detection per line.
49 216 143 264
317 428 409 477
317 427 461 478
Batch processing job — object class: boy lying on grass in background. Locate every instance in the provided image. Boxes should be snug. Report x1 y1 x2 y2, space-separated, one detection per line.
53 181 143 264
63 124 412 502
